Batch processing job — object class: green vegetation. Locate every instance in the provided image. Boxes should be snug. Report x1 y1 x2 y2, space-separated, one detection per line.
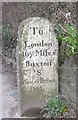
55 24 78 56
47 94 68 117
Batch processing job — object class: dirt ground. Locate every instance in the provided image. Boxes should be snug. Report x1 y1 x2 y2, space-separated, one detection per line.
2 55 18 118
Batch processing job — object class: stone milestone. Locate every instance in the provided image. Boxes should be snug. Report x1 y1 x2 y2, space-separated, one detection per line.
17 17 58 117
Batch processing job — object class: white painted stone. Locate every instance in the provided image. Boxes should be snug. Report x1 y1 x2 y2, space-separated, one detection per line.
17 17 58 117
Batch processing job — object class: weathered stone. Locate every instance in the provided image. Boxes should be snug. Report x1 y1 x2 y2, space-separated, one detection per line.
59 66 76 77
59 76 76 84
60 82 76 109
59 54 77 109
17 17 58 117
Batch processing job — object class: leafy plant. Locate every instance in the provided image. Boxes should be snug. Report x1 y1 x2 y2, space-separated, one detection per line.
47 94 68 116
55 24 78 56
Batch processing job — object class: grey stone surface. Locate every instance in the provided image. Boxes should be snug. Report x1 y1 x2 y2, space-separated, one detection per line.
59 76 76 84
59 55 77 109
18 17 58 116
0 0 77 2
59 67 76 77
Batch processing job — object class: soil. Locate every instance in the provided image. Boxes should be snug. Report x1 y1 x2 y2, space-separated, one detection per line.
2 57 18 118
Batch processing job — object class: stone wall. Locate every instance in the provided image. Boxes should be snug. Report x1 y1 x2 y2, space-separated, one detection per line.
59 54 78 109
